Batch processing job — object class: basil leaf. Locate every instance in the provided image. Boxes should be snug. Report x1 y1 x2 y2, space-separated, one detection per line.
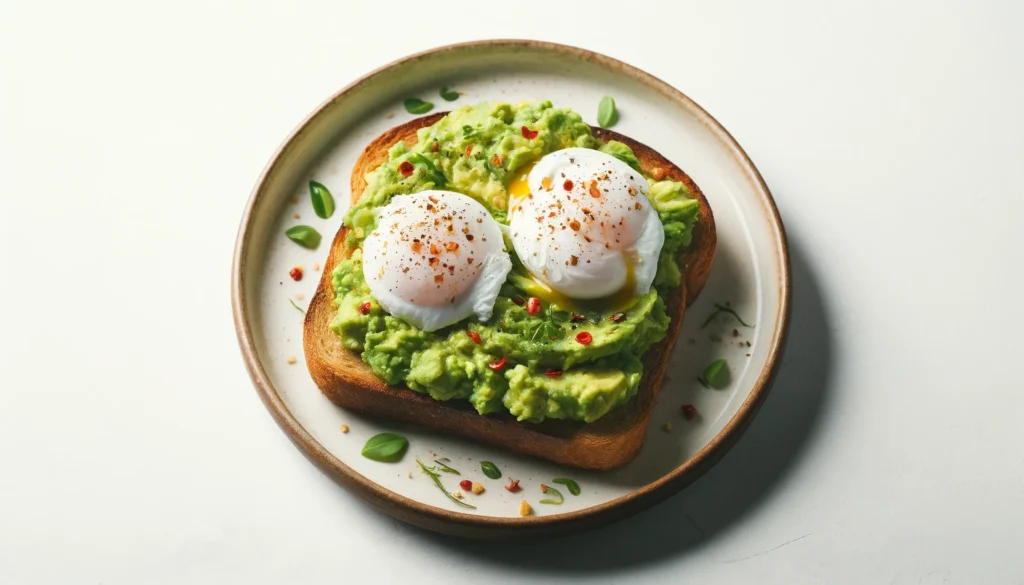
585 311 603 325
417 459 475 509
480 461 501 479
309 180 335 219
701 359 730 389
404 98 434 115
462 124 476 138
440 87 460 101
597 96 617 128
552 478 580 496
285 225 322 249
288 298 305 314
539 485 564 505
360 432 408 462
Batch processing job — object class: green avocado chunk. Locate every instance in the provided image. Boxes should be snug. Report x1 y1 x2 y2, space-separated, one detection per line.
329 101 699 423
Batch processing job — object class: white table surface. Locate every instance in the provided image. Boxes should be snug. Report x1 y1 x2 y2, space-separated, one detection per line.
2 1 1022 583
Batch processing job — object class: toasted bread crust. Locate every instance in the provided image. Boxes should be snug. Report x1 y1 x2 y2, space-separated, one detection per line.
304 114 716 470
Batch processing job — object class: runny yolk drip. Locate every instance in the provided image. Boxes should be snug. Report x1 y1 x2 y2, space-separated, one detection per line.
508 161 538 202
528 252 639 314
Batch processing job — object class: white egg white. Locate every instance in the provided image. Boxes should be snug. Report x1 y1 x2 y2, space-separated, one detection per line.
362 191 512 332
508 148 665 300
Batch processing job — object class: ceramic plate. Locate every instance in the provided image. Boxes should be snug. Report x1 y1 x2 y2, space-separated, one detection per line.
232 40 789 538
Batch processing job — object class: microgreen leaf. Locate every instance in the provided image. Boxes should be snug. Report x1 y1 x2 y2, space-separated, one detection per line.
597 96 618 128
440 87 460 101
417 458 475 509
539 484 564 505
699 359 730 389
360 432 408 462
289 298 305 314
480 461 501 479
433 459 460 475
701 303 753 329
552 478 580 496
285 225 322 249
309 180 335 219
404 98 434 115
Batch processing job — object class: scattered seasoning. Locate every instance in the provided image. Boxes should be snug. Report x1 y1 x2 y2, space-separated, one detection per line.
650 167 666 180
285 225 322 249
512 296 525 306
575 331 593 345
289 298 305 314
552 478 581 496
471 482 485 495
746 353 752 357
701 303 754 329
459 479 473 491
340 424 349 433
360 433 408 462
663 423 673 432
385 112 394 119
732 328 739 337
682 404 698 420
492 154 502 167
312 262 320 271
439 87 460 101
433 458 460 475
539 484 565 505
519 500 532 516
309 180 336 219
697 359 729 389
480 461 501 479
417 459 475 509
487 357 507 371
609 312 626 322
465 144 473 157
521 125 539 139
403 98 434 114
526 297 541 315
293 213 300 219
545 369 562 378
358 301 371 315
289 266 303 281
286 356 297 365
563 179 574 191
398 161 414 177
453 491 464 499
746 341 752 347
289 196 299 204
505 478 522 492
597 95 618 128
466 330 482 344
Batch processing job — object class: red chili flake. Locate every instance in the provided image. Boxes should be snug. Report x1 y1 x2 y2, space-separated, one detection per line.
467 330 482 344
569 312 586 323
575 331 593 345
459 479 473 491
540 483 549 492
609 312 626 322
505 478 521 492
465 144 473 156
398 161 414 177
521 125 539 139
492 154 502 167
432 140 439 152
526 297 541 315
682 404 698 420
488 357 507 371
511 296 525 306
563 179 574 191
545 369 562 378
358 301 371 315
289 266 303 281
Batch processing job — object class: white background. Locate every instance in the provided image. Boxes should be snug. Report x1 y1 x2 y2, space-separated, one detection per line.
2 1 1022 583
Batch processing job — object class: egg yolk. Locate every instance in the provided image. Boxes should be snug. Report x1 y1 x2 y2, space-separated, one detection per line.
508 161 537 201
526 255 639 314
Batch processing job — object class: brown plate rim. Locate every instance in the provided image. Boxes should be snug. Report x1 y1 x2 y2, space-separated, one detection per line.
231 39 791 538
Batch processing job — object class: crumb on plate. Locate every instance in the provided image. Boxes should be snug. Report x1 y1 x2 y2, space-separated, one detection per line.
286 356 297 365
471 482 485 495
340 424 349 433
519 500 532 516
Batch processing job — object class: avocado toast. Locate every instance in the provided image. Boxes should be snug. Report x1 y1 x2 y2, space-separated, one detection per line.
304 103 716 470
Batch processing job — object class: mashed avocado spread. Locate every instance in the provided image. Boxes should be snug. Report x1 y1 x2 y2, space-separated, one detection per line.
331 101 699 423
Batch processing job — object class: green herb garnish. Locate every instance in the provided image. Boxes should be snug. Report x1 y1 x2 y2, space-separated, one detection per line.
462 124 477 138
697 359 729 389
404 98 434 115
540 484 564 505
440 87 460 101
433 458 460 475
597 96 618 128
701 303 753 329
360 432 408 462
552 478 580 496
309 180 335 219
417 458 475 509
285 225 322 249
480 461 501 479
585 310 603 325
289 298 305 314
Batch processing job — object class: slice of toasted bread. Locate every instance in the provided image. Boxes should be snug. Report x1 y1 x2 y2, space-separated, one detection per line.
304 114 716 470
